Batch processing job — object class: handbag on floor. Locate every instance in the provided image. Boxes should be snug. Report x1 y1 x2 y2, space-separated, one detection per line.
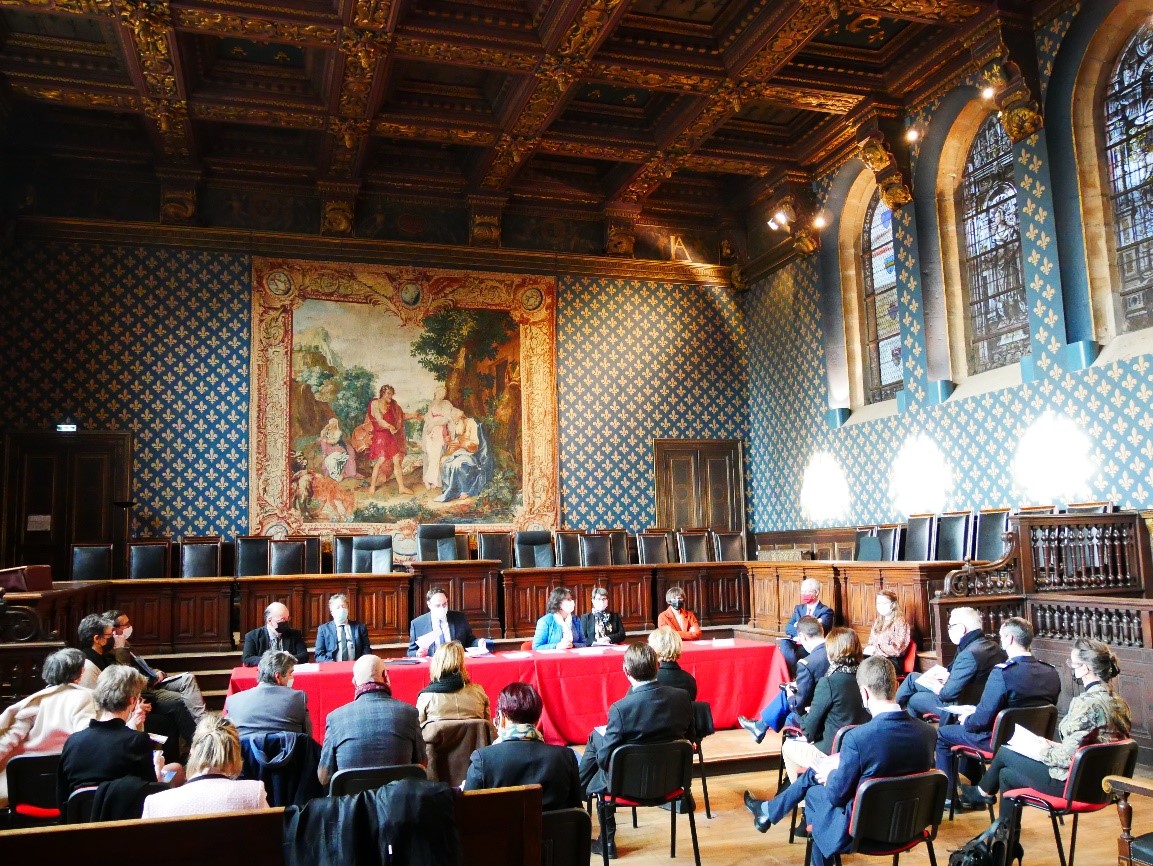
948 815 1021 866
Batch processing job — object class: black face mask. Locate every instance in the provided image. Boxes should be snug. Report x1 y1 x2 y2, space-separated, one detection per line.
670 600 684 611
275 621 291 635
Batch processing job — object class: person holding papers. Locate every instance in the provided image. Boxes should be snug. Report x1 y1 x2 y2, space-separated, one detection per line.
314 593 370 662
407 586 485 657
532 586 588 650
896 606 1005 719
957 638 1131 815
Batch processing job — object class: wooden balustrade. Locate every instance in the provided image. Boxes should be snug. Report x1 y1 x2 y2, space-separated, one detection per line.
1026 592 1153 649
927 593 1026 666
1018 513 1152 593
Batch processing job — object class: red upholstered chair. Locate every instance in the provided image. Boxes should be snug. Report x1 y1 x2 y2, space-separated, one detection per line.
6 754 62 827
896 639 918 683
1004 739 1138 866
803 770 948 866
948 704 1057 821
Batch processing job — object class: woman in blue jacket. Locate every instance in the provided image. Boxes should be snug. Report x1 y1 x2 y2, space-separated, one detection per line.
532 586 587 650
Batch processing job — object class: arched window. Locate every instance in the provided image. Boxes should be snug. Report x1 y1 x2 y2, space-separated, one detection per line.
1104 20 1153 333
861 190 901 403
959 114 1028 374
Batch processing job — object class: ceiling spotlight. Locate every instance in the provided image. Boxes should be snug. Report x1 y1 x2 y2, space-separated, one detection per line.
774 209 791 226
905 128 920 143
812 214 828 229
981 85 997 100
767 217 780 231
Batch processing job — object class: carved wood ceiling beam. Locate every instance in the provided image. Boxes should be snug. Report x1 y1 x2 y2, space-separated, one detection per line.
6 80 140 111
842 0 985 26
189 99 327 130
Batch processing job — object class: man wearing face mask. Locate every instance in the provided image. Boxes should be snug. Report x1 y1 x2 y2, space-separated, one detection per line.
223 650 312 739
777 578 835 677
656 586 702 640
241 601 308 666
407 587 485 657
77 613 117 688
314 593 370 662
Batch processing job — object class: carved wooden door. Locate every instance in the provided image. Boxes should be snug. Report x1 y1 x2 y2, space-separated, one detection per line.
653 439 746 533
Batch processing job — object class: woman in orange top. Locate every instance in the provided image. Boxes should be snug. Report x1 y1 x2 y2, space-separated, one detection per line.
656 586 702 640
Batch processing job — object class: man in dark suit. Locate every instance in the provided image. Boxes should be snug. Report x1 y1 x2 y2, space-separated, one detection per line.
224 650 312 739
777 578 835 676
317 655 424 787
579 642 694 859
407 586 486 657
743 656 937 866
314 593 370 662
934 617 1061 800
739 616 827 742
896 605 1006 718
241 601 308 666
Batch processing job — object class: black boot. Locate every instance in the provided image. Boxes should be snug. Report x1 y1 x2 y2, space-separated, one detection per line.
592 806 617 859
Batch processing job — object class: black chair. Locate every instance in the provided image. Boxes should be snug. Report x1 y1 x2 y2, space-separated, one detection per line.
676 531 711 563
1005 739 1138 866
65 787 97 824
579 534 613 566
235 535 270 576
6 754 62 827
269 539 306 575
947 704 1058 821
591 741 700 866
478 532 514 570
902 514 935 561
973 508 1011 561
785 723 859 844
648 528 680 562
805 770 948 866
853 526 877 560
690 701 716 819
554 530 582 567
335 534 393 573
180 536 222 577
856 536 883 561
417 524 459 561
935 511 971 561
875 524 904 561
455 532 471 560
1065 501 1114 514
126 539 169 579
327 763 426 796
1017 504 1057 515
283 535 321 572
711 531 746 562
70 543 113 581
636 532 670 564
514 530 555 567
543 807 593 866
599 529 630 566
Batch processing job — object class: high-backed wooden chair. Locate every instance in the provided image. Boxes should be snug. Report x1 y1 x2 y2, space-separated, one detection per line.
1065 501 1114 514
282 535 321 572
579 534 613 566
554 530 582 567
875 524 903 561
711 530 746 561
514 530 555 567
477 532 514 570
676 531 711 563
934 511 971 561
235 535 270 577
70 543 113 581
901 514 935 561
598 529 630 566
126 539 170 579
647 528 680 562
636 532 670 564
333 534 394 573
417 523 459 561
973 508 1011 561
269 539 306 575
180 536 222 577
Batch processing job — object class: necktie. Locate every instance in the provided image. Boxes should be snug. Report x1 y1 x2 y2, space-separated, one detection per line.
439 621 449 646
341 626 352 661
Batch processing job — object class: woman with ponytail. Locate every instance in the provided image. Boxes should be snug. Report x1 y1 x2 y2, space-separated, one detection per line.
958 638 1131 813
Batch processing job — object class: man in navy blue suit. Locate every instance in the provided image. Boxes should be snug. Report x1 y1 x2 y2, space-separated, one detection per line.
314 593 370 662
739 616 827 742
406 586 487 657
934 617 1060 800
743 656 937 866
777 578 835 676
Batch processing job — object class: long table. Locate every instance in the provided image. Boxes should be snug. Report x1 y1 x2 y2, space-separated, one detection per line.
227 638 788 745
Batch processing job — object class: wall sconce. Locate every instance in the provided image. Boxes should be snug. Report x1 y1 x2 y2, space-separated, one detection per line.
765 190 821 255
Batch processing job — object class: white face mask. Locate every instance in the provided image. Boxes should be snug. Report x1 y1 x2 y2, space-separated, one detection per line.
877 603 893 616
561 599 576 615
114 625 133 648
430 606 448 623
332 608 349 625
285 677 295 690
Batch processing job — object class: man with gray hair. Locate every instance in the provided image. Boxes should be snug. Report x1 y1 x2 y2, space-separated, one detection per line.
895 606 1006 718
224 650 312 739
777 578 835 677
318 655 424 787
314 593 370 662
241 601 308 666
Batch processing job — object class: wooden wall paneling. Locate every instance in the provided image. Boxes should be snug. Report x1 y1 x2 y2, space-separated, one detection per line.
838 564 882 642
746 562 780 630
502 568 566 639
651 562 747 628
351 576 410 644
7 582 109 644
0 640 64 711
540 565 653 634
411 560 501 638
108 578 233 653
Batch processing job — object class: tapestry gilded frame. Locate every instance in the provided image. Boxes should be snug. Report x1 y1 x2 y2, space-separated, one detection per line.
249 257 558 536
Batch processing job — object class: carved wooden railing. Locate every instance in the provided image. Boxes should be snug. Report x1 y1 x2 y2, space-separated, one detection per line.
1018 513 1151 594
928 592 1026 667
943 533 1021 597
1026 593 1152 649
0 588 63 710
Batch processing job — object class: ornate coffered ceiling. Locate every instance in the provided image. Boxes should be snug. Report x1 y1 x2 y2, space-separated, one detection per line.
0 0 1007 252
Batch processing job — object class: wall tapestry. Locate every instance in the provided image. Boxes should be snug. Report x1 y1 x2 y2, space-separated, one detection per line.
250 258 558 537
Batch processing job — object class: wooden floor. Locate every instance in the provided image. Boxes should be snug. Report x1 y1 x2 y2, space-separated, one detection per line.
591 728 1153 866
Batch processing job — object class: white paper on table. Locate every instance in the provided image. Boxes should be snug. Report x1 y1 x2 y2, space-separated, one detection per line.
711 638 736 647
916 664 950 695
292 663 319 673
1004 725 1060 761
571 646 606 655
415 631 438 651
502 651 533 659
534 648 567 654
465 645 490 656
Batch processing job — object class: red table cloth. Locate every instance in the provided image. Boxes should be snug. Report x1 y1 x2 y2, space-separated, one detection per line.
226 638 787 745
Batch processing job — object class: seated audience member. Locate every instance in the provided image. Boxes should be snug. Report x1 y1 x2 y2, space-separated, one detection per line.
934 617 1061 801
780 628 869 792
896 606 1005 719
862 590 911 660
464 682 581 811
142 715 268 818
314 593 370 662
106 608 205 749
579 643 694 858
407 587 485 657
318 655 424 787
739 616 827 743
656 586 702 641
649 626 697 700
58 665 183 804
224 650 312 739
776 578 835 677
532 586 587 650
958 638 1131 815
742 656 936 866
417 641 491 726
580 586 625 645
77 613 116 688
0 648 97 808
242 602 308 667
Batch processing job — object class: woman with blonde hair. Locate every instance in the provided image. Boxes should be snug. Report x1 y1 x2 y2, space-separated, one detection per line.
649 627 697 699
416 641 491 726
863 589 911 660
141 715 268 818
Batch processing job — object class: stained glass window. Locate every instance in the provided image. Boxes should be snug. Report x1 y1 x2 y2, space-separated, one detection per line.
1105 21 1153 332
861 190 901 403
960 114 1028 374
